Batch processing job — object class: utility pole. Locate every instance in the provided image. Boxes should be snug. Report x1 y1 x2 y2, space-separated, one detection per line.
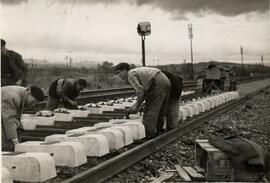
183 58 186 78
261 55 264 66
261 55 264 74
240 46 243 76
188 24 194 80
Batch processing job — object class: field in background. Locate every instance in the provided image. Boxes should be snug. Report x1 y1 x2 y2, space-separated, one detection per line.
27 63 126 92
27 61 270 93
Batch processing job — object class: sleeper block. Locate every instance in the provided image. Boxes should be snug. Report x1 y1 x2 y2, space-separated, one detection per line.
111 126 133 145
94 122 113 128
21 114 55 130
193 101 206 112
54 112 73 122
98 128 125 150
114 121 146 140
68 110 90 118
66 127 97 135
179 108 187 120
2 166 13 183
186 104 200 115
45 134 109 157
181 106 193 117
2 152 56 182
15 141 87 167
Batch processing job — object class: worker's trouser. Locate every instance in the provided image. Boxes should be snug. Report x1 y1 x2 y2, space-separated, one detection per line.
1 119 21 151
2 126 14 151
143 72 171 138
165 97 180 130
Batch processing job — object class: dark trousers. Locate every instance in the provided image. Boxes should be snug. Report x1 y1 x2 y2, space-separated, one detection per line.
165 97 180 130
143 72 171 137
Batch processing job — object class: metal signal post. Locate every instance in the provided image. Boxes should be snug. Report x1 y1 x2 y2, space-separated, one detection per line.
137 22 151 66
141 36 146 66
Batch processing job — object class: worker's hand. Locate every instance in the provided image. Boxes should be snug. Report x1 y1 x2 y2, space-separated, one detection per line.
126 105 138 114
15 79 23 86
70 100 78 107
12 138 19 146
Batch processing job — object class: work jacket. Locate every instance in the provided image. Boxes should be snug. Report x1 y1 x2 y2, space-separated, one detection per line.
1 50 28 86
1 86 29 140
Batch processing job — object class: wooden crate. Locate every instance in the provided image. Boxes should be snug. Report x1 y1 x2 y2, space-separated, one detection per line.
195 139 231 181
195 139 262 181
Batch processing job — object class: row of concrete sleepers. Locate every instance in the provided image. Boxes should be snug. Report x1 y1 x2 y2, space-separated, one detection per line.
1 91 240 182
2 98 146 182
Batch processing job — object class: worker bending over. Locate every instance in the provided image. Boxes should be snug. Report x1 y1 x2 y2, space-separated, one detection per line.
115 63 171 138
1 85 45 151
46 77 87 110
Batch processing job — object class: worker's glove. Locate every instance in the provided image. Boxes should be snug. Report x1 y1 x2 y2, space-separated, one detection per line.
12 138 19 146
70 101 78 107
126 105 138 115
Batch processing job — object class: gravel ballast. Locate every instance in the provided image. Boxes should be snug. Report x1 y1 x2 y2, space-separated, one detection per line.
108 80 270 182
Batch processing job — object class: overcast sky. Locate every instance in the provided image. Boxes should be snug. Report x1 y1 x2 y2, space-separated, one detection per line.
0 0 270 66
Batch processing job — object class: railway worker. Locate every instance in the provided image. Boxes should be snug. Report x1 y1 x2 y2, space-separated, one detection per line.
114 63 171 138
1 39 28 87
46 77 87 110
1 85 45 151
161 70 183 130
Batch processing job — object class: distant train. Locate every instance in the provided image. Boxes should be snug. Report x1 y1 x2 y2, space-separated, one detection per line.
201 63 237 93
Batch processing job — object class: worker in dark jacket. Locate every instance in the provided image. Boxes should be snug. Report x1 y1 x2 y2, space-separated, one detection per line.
162 70 183 130
1 85 45 151
46 77 87 110
1 39 28 86
115 63 171 138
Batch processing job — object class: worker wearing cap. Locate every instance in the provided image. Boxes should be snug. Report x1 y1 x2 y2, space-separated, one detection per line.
115 63 171 138
46 77 87 110
1 85 45 151
1 39 28 86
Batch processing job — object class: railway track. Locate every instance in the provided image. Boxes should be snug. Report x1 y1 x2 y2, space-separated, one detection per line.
32 75 269 111
8 77 269 183
60 84 270 183
20 91 209 141
16 79 269 183
31 81 198 111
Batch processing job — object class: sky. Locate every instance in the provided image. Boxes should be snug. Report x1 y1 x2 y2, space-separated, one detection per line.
0 0 270 66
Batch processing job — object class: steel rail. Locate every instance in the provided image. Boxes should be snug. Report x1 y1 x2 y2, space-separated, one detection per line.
62 85 270 183
27 81 198 112
30 76 269 111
